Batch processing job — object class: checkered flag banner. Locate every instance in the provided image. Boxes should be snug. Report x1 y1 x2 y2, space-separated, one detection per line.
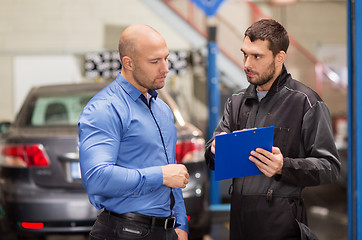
84 51 120 79
167 50 188 76
85 50 189 79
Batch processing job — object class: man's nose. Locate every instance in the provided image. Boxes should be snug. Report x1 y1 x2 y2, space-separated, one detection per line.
162 59 169 74
244 56 252 69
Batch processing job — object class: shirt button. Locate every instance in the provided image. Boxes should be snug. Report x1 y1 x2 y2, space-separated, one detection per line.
150 189 153 192
134 193 137 195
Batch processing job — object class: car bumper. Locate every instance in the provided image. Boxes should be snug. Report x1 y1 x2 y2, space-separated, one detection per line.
0 184 99 233
184 195 211 233
183 161 211 237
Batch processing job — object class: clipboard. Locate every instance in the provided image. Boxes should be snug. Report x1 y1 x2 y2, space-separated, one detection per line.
214 126 275 181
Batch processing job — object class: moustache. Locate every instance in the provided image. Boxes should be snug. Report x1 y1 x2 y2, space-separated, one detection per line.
157 74 167 79
245 69 257 75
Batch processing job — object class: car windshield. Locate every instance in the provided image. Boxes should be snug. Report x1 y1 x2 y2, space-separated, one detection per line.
28 91 97 127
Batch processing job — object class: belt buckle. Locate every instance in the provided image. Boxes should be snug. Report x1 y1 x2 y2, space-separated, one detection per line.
164 216 176 230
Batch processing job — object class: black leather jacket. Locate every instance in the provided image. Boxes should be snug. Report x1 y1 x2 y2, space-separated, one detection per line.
205 66 340 238
205 66 340 193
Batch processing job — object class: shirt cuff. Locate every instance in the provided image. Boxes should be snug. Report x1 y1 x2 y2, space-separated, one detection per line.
138 166 163 194
175 219 189 233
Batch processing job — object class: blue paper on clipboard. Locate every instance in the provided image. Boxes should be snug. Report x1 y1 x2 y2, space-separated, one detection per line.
214 126 274 181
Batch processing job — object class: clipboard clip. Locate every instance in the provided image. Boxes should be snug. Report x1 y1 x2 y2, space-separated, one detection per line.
233 128 257 133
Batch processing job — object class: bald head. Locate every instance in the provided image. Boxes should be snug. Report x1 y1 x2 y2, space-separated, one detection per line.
118 24 165 62
117 24 169 94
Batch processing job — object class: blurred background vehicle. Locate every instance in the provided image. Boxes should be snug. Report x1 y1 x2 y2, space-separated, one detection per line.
0 82 210 240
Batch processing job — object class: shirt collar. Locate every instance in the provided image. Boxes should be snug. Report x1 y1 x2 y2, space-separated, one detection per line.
115 73 158 102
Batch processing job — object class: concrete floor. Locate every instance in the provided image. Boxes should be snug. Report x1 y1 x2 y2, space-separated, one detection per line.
303 183 348 240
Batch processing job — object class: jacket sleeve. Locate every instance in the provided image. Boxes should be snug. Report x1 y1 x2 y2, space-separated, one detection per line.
279 101 341 186
204 98 233 170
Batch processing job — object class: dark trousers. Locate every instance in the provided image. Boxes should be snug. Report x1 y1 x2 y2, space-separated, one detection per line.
89 210 178 240
230 193 302 240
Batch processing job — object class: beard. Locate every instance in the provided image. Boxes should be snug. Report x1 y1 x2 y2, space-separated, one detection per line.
245 60 276 87
132 65 166 91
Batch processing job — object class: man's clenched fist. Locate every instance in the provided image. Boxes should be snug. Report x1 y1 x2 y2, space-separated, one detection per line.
161 164 189 188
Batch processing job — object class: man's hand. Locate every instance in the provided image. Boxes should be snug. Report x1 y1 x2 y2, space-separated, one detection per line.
249 147 283 177
175 228 188 240
161 164 189 188
211 132 227 154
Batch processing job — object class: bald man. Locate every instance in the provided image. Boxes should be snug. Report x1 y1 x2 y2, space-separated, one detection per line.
79 24 189 240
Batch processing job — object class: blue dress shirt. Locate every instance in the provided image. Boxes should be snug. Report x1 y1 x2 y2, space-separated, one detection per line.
78 73 188 232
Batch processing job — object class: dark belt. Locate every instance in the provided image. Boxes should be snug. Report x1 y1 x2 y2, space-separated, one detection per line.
105 210 176 230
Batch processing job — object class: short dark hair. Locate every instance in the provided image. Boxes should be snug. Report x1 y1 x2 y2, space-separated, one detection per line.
118 37 137 62
244 19 289 56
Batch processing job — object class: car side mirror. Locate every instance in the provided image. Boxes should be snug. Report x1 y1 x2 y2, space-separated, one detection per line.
0 121 11 134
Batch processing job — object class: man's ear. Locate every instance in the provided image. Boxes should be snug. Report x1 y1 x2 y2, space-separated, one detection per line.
122 56 133 71
276 51 287 65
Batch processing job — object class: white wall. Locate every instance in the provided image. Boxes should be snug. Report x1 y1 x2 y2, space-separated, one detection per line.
0 0 191 120
0 0 348 121
13 55 83 113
